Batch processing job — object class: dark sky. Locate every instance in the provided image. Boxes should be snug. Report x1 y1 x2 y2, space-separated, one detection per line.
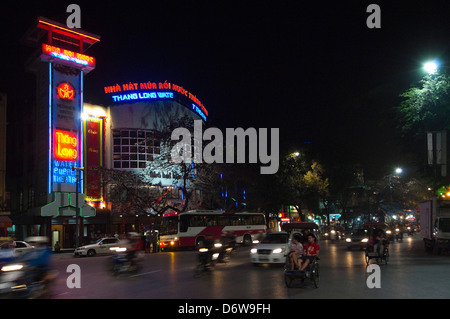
2 0 450 179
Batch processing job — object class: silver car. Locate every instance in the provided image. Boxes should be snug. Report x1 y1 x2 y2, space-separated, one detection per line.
74 238 120 257
345 229 369 250
250 232 290 265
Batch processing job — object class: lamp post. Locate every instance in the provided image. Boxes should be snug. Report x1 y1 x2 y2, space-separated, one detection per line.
387 167 403 218
72 166 84 248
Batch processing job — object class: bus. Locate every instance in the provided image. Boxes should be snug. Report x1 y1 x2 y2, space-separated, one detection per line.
159 210 267 249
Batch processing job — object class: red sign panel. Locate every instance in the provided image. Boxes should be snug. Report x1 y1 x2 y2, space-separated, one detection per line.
84 117 104 202
53 129 77 161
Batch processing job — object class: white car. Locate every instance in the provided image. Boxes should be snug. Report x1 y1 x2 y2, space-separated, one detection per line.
0 241 34 256
250 232 290 265
74 238 120 257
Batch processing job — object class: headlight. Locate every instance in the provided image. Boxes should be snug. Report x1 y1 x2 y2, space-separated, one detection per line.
331 230 336 234
395 228 400 232
386 230 392 234
361 238 368 243
214 243 222 248
110 247 127 252
1 264 24 272
273 248 284 254
250 248 257 254
199 248 209 252
346 238 351 242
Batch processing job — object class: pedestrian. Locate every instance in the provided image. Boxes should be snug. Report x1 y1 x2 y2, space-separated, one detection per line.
145 231 151 253
152 230 159 253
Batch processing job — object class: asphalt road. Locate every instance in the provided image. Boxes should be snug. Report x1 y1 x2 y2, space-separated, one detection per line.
49 234 450 300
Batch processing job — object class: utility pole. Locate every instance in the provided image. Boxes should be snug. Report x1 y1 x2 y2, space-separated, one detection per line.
72 166 84 248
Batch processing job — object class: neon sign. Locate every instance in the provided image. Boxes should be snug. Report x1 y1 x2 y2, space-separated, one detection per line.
42 44 96 68
52 160 77 184
57 82 75 100
104 81 208 121
191 104 207 122
54 129 78 161
111 91 173 102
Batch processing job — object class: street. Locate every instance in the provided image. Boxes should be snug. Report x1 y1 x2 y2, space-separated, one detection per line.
49 234 450 299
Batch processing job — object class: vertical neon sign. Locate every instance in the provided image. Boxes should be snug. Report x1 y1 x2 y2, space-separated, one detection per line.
49 64 81 193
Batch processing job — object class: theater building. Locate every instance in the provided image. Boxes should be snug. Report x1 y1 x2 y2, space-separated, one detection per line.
6 18 207 249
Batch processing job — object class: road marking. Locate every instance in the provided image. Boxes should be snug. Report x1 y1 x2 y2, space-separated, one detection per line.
129 269 161 278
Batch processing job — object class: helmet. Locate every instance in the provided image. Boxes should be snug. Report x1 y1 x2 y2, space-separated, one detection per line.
26 236 49 243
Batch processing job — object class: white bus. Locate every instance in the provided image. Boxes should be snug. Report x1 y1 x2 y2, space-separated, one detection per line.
159 210 267 249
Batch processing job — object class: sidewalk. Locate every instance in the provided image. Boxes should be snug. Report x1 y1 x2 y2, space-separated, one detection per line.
52 248 75 259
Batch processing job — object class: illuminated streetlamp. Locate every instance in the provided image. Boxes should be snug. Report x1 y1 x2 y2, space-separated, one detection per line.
424 61 438 75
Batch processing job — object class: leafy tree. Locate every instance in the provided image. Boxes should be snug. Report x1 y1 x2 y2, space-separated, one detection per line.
398 73 450 136
277 152 329 220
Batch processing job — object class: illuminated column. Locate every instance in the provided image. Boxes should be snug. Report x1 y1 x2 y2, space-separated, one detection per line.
24 17 100 245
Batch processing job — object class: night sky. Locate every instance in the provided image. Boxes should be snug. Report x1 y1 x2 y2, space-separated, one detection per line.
2 1 450 179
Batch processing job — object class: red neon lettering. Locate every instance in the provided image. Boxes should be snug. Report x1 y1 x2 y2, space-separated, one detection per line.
54 130 78 161
42 44 95 67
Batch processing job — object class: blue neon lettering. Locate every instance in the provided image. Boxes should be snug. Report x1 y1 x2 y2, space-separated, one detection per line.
112 92 173 102
50 52 89 66
52 160 77 185
192 103 207 121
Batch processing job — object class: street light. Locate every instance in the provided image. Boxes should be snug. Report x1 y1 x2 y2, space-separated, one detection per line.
424 61 438 75
72 166 84 248
395 167 403 175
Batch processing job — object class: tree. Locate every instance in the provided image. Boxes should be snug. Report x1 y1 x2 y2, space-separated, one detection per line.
397 72 450 187
398 73 450 136
277 152 329 220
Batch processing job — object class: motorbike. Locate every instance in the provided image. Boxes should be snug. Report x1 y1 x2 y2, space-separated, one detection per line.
108 247 142 276
395 228 403 241
405 225 414 236
0 261 56 299
193 246 220 277
217 242 237 263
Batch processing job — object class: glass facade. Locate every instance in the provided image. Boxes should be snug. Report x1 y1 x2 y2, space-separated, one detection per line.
112 129 160 169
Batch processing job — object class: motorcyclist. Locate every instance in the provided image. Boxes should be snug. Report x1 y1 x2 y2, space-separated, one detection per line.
395 224 404 240
125 232 143 269
22 236 53 284
218 231 236 262
198 233 215 266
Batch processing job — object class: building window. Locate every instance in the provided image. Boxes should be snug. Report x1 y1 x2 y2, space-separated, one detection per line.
112 129 160 169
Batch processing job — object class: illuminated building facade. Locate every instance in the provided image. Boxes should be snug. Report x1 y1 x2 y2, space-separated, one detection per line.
7 17 100 248
7 18 207 248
